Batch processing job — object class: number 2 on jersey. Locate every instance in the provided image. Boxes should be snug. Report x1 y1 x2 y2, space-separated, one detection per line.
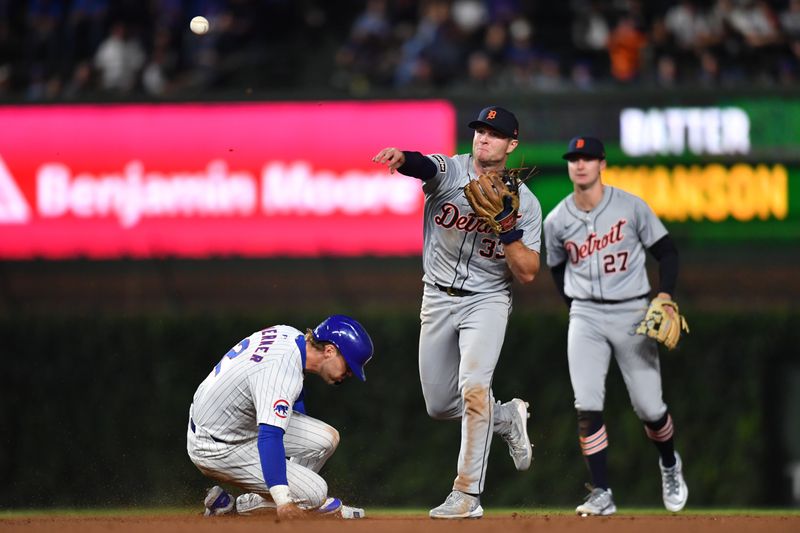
214 338 251 376
603 251 629 273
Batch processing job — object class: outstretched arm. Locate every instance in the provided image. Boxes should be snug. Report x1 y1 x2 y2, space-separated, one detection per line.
372 148 437 179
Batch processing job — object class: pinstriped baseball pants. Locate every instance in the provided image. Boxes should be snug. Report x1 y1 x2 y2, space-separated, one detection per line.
187 410 340 509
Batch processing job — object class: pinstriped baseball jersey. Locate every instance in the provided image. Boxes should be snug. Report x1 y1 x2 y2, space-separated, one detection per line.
192 325 305 441
544 186 667 301
422 153 542 293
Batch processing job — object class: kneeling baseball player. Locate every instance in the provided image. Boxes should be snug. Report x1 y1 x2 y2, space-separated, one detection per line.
186 315 373 520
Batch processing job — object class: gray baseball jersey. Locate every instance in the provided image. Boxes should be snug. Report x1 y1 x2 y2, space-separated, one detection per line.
187 325 340 509
544 186 666 301
543 185 669 420
416 152 541 495
422 153 542 293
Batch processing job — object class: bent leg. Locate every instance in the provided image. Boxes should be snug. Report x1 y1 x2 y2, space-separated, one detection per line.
419 285 462 420
284 412 340 474
188 432 328 509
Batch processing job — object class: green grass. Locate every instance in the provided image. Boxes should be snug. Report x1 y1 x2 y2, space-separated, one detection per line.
2 507 800 518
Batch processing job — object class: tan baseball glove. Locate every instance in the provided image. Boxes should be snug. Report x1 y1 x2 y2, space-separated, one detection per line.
635 296 690 350
463 170 521 235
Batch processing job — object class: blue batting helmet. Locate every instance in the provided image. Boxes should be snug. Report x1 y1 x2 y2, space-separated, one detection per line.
313 315 374 381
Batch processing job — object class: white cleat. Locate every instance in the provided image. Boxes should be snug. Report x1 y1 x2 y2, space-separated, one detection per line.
429 490 483 519
660 452 689 512
318 497 365 519
203 486 235 517
236 493 276 515
340 504 366 519
501 398 533 471
576 487 616 516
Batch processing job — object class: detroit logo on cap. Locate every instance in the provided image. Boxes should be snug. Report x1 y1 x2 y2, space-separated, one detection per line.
273 399 290 418
576 138 585 148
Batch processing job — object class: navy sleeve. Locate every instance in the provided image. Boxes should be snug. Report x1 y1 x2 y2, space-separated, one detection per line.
550 261 572 308
397 151 437 180
258 423 288 488
648 234 679 295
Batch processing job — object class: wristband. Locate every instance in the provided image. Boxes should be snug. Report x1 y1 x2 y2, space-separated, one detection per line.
269 484 292 506
499 228 523 245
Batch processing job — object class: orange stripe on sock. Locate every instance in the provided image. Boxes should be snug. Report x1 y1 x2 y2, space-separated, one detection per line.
645 415 674 442
580 425 608 455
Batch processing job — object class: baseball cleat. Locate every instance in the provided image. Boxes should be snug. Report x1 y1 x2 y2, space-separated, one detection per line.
236 492 276 515
317 497 365 519
660 451 688 512
203 485 235 517
317 498 366 520
576 486 616 516
429 490 483 519
339 504 366 519
502 398 533 471
317 497 342 514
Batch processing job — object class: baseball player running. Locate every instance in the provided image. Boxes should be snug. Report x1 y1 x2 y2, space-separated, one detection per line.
186 315 373 520
543 136 689 516
372 106 542 519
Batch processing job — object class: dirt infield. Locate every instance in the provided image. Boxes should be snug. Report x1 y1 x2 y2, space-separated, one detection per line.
2 513 799 533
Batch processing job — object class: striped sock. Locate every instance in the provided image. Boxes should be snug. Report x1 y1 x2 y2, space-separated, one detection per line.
644 413 676 467
579 418 610 490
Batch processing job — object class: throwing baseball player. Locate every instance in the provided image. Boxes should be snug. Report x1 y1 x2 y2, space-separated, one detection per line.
186 315 373 520
543 136 689 516
372 105 542 519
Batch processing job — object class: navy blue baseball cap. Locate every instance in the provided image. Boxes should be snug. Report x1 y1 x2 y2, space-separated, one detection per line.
468 106 519 139
313 315 374 381
563 136 605 160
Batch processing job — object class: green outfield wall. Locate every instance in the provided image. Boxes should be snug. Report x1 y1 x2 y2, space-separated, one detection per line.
2 311 798 509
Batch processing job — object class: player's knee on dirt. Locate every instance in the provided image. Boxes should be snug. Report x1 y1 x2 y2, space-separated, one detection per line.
294 477 328 510
577 410 604 437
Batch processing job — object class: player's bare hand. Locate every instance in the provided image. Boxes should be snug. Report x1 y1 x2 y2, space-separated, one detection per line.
276 502 307 520
372 147 405 174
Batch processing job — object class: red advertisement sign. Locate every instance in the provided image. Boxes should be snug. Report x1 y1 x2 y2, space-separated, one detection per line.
0 101 455 259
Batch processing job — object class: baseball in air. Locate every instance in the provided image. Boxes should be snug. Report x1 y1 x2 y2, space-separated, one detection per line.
190 16 209 35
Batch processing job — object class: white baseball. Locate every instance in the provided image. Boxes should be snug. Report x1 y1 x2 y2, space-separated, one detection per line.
190 16 209 35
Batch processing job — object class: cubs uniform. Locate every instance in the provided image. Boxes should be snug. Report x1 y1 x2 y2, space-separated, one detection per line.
187 325 336 508
544 136 688 515
187 316 373 518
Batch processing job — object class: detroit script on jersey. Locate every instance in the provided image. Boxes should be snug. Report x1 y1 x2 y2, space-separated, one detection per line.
544 186 667 301
421 153 542 294
564 219 627 265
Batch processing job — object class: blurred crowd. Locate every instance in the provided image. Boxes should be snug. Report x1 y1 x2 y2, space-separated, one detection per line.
1 0 799 101
334 0 800 93
0 0 355 100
